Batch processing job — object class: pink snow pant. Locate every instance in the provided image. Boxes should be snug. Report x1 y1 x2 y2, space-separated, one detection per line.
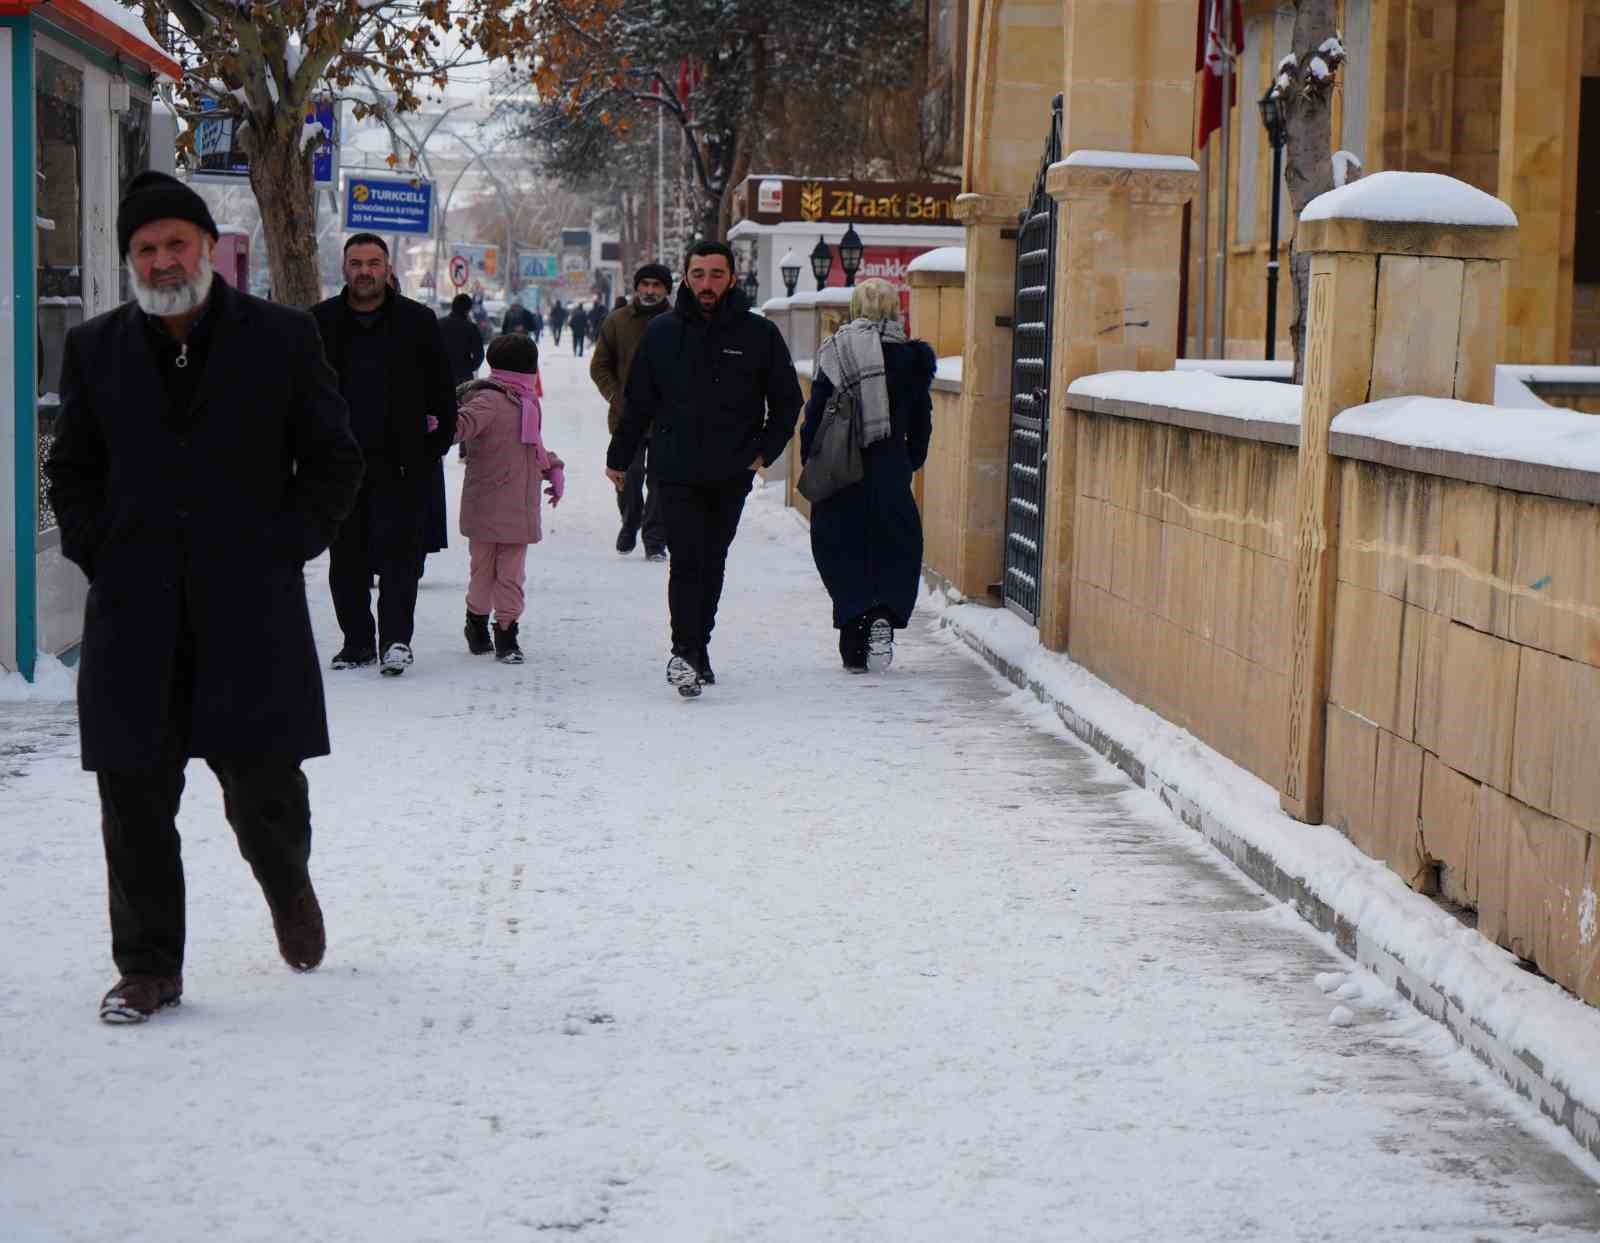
467 541 529 625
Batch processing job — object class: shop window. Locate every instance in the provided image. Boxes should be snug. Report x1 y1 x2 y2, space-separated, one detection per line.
117 95 151 305
35 52 84 533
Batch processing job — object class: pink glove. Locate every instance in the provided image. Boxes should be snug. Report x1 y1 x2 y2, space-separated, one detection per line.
546 465 565 506
426 415 439 433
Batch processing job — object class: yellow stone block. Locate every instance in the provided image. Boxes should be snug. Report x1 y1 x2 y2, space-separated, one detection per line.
1422 754 1481 908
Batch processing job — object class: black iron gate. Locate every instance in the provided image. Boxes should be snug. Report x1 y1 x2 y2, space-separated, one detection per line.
1002 94 1063 624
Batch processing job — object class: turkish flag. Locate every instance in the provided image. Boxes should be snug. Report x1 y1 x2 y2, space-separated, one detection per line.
1196 0 1245 150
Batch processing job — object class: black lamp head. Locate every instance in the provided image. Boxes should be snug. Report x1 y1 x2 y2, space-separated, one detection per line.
809 235 834 289
839 222 864 286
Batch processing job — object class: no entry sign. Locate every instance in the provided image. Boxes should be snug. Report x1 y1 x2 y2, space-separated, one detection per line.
449 256 469 288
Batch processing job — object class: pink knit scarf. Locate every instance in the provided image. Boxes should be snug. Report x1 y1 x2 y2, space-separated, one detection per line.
489 368 551 469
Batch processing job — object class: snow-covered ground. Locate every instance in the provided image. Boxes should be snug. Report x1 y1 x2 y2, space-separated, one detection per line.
4 349 1600 1241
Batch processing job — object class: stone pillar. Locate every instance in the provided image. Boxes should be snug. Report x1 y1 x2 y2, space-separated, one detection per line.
1031 0 1199 653
1497 0 1581 363
950 191 1026 600
908 266 965 360
1034 156 1199 652
1280 176 1516 824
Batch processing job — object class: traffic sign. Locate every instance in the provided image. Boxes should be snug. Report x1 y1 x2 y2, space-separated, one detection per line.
449 256 469 288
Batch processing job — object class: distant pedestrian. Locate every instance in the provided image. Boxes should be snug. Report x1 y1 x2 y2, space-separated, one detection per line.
606 241 802 697
800 278 934 673
502 300 536 337
529 307 544 342
312 233 457 677
569 304 590 357
455 334 565 664
440 293 485 383
549 299 568 345
590 262 672 560
45 171 364 1023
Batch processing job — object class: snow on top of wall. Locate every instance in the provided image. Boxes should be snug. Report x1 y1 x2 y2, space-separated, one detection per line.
1068 370 1303 426
78 0 172 65
1332 396 1600 474
1175 359 1295 380
935 356 962 385
762 297 791 312
1495 367 1556 410
789 292 819 308
1301 171 1518 228
907 247 966 275
815 288 855 305
1058 150 1200 173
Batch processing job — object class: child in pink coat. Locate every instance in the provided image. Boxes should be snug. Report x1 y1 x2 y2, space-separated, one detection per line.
453 334 565 663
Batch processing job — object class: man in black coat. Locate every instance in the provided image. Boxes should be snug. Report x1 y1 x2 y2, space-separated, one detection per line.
44 171 365 1023
502 299 536 338
311 234 458 676
440 293 485 383
606 241 803 696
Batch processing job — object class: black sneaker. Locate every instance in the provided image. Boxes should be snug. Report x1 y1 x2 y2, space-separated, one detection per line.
331 645 377 670
616 528 638 555
666 653 703 698
645 547 668 562
380 642 414 677
464 610 493 655
866 618 895 672
494 621 524 665
695 646 716 686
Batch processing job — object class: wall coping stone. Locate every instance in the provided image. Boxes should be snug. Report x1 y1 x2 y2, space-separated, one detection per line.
1330 431 1600 504
1064 394 1301 447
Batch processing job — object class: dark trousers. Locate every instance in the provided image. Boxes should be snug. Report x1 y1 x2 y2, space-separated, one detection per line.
97 639 312 976
658 475 753 655
329 466 425 651
618 439 667 550
572 332 587 357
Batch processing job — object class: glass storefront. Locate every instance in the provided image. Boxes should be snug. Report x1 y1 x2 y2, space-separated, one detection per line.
34 52 85 534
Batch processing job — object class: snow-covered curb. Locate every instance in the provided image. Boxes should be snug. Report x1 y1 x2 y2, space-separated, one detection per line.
929 589 1600 1166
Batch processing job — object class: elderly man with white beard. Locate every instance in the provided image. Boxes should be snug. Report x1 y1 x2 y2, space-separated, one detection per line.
44 170 365 1024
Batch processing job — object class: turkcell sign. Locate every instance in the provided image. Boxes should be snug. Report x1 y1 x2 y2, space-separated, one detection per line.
343 175 434 236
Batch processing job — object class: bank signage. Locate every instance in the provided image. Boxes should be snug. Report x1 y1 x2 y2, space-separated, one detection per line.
731 176 960 227
343 175 434 236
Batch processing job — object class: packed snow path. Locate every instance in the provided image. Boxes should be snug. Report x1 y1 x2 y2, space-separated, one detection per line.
5 348 1600 1242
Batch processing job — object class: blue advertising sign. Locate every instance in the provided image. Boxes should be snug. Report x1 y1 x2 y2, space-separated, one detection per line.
517 251 559 281
343 175 434 236
308 99 336 184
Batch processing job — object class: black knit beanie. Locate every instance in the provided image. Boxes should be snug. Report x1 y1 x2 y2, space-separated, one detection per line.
116 171 219 257
633 262 672 290
486 332 538 374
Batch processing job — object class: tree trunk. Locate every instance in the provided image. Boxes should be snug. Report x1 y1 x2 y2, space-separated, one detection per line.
245 119 321 307
1283 0 1340 382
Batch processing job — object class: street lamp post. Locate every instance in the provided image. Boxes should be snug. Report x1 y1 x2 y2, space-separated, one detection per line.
839 222 864 287
1258 88 1289 362
778 248 801 298
809 235 834 290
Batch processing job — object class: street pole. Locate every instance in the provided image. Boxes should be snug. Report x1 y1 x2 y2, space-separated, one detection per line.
657 101 665 262
1265 139 1283 361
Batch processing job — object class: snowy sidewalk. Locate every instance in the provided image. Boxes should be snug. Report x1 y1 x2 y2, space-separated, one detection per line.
4 350 1599 1241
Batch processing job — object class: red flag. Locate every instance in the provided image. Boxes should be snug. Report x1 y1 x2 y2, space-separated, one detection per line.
1196 0 1244 150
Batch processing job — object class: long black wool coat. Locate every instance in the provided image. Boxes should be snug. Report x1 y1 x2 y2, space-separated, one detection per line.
800 338 936 630
45 279 365 771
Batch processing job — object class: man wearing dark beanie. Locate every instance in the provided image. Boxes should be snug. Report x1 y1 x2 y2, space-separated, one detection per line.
589 262 673 559
45 173 365 1023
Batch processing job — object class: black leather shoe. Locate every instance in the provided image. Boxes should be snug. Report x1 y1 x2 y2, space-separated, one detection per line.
616 528 637 555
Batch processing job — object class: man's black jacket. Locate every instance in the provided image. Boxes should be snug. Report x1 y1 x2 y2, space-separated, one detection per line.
609 284 803 484
311 287 457 468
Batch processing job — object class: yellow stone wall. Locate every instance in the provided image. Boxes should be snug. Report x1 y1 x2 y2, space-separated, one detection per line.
1328 462 1600 1003
921 384 968 587
1067 413 1297 786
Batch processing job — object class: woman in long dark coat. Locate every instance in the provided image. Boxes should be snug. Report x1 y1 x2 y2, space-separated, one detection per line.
799 278 935 673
